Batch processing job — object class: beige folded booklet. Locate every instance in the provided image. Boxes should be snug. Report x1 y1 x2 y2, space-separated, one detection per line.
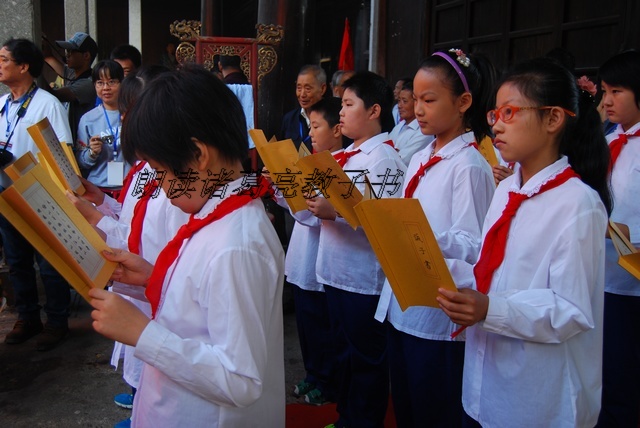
295 150 363 229
249 129 308 213
609 219 640 280
27 117 85 195
355 197 457 309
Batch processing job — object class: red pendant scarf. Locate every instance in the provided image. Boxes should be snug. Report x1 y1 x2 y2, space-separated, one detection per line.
145 176 271 318
451 166 579 338
608 129 640 172
333 140 395 168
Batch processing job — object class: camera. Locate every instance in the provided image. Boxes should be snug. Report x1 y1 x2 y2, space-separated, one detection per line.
0 146 13 168
101 135 114 145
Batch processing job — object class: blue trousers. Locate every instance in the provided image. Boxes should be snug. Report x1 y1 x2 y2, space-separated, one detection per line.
387 323 465 428
293 285 340 400
324 285 388 428
0 214 70 327
597 292 640 427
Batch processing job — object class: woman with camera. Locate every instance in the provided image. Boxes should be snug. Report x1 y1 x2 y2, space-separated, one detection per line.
76 60 128 197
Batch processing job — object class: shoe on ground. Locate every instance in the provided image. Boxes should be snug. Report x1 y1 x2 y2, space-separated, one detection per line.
304 387 330 406
292 380 315 397
114 393 134 409
114 417 131 428
4 319 43 344
35 324 69 351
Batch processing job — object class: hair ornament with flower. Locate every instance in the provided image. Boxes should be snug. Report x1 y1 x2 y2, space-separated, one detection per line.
449 48 470 68
576 75 597 103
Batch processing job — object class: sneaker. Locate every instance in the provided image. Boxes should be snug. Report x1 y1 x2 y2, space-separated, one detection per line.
292 380 315 397
114 417 131 428
114 393 134 409
304 387 329 406
35 324 69 351
4 319 43 344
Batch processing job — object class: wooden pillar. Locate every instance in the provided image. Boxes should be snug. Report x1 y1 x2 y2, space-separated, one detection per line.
256 0 290 140
201 0 222 37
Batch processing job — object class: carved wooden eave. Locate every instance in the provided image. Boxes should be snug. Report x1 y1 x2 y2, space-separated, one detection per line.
169 20 284 87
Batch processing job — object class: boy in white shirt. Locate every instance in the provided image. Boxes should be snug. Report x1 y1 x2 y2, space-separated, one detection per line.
306 71 406 428
87 66 285 428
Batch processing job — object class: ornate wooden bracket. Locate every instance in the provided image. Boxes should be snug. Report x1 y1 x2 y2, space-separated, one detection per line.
169 20 283 88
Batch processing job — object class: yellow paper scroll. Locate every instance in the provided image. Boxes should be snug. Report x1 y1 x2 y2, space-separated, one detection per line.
355 198 457 309
0 165 116 302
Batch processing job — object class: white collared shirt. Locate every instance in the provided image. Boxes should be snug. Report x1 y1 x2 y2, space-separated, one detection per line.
0 89 72 189
605 122 640 295
463 157 607 427
131 177 285 427
316 133 407 295
375 131 494 339
388 118 434 166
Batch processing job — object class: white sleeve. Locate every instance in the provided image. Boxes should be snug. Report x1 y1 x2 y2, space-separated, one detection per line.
134 247 280 407
481 208 607 343
435 164 494 264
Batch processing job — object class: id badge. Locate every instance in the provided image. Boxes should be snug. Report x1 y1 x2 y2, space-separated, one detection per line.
107 161 124 186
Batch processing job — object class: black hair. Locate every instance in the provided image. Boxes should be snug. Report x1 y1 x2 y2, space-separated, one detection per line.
219 55 241 70
110 44 142 69
419 50 497 143
118 65 171 114
3 38 44 78
308 97 351 148
92 59 124 83
598 50 640 109
342 71 395 133
499 57 612 214
122 64 248 170
401 80 413 92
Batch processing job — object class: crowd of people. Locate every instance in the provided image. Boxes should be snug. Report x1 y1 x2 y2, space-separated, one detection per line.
0 29 637 428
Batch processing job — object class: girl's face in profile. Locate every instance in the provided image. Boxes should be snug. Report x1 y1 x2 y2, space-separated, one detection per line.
491 82 547 165
601 81 640 131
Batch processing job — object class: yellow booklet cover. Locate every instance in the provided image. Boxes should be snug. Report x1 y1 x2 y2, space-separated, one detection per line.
249 129 308 213
27 117 85 195
354 198 457 309
609 219 640 280
478 135 499 168
0 165 116 302
4 151 38 182
296 150 363 229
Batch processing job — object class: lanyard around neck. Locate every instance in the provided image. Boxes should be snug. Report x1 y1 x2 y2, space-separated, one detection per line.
2 83 38 148
101 104 120 158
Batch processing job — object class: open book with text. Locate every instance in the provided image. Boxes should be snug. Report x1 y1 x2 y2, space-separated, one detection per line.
0 164 116 301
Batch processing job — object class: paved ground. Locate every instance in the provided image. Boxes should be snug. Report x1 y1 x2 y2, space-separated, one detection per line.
0 280 305 427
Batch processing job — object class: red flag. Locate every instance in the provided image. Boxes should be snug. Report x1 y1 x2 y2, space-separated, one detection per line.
338 18 354 70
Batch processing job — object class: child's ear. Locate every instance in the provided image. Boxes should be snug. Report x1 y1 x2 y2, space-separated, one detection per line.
332 123 341 138
369 104 381 120
192 138 211 170
545 106 567 134
459 92 473 114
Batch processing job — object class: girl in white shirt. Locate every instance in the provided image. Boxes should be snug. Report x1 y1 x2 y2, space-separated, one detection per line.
438 58 611 427
375 49 495 428
596 50 640 427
